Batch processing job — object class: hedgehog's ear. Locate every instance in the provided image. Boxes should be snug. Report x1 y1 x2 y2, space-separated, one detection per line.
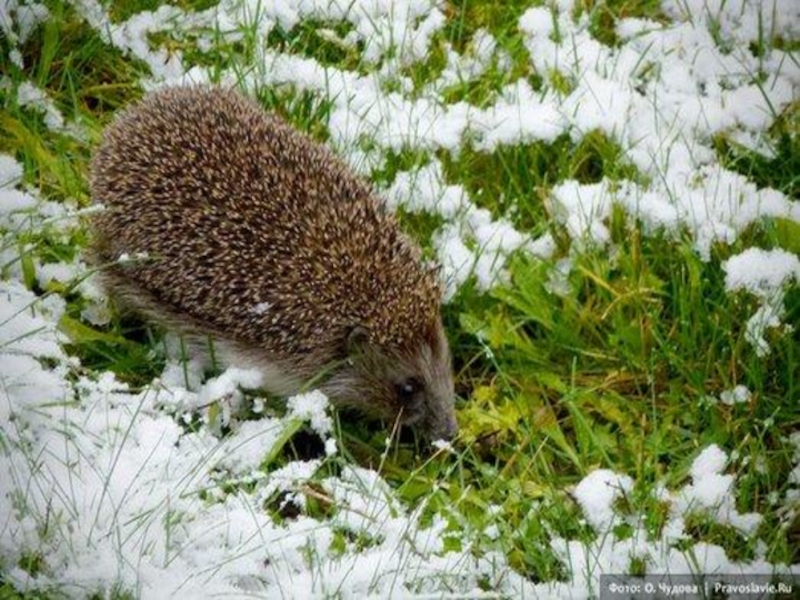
346 325 370 358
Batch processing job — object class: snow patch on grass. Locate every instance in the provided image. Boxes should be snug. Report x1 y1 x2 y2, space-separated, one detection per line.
573 469 634 531
676 445 762 535
719 385 752 406
723 248 800 355
0 134 790 594
557 445 781 596
2 0 799 594
68 0 800 306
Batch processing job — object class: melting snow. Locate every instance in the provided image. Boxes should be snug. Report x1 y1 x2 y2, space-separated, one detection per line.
1 0 799 594
723 248 800 355
719 385 752 406
573 469 634 531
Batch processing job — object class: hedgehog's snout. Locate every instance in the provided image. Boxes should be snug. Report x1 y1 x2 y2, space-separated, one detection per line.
390 379 456 442
424 373 458 441
423 398 458 441
415 324 458 442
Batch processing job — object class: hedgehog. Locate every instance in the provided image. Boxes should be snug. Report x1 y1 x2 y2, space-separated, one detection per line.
89 85 458 440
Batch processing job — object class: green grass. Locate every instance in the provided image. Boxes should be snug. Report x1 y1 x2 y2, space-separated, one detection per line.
1 0 799 595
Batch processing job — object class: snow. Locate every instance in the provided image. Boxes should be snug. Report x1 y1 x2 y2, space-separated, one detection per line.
0 154 24 187
388 159 536 295
198 367 265 405
252 301 271 315
433 225 476 300
0 188 37 214
547 445 780 596
724 248 800 298
386 160 468 218
214 0 800 304
15 80 65 130
430 439 454 454
723 248 800 354
287 390 333 438
719 385 752 406
214 417 284 473
514 0 800 267
675 445 763 536
662 0 800 42
431 29 509 94
690 444 729 481
551 179 616 246
563 70 634 140
1 0 799 595
472 83 566 149
0 1 49 47
117 251 150 263
573 469 634 531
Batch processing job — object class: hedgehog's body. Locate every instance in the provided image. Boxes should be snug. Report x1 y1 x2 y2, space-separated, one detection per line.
91 86 457 440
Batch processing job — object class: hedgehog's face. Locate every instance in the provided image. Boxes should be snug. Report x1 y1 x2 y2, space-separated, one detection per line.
323 320 458 441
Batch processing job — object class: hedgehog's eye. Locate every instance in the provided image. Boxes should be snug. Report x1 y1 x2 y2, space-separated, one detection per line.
396 378 421 403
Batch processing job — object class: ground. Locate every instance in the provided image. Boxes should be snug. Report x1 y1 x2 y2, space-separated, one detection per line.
0 0 799 598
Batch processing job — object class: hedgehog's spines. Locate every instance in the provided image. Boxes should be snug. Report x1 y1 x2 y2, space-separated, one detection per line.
90 85 456 439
